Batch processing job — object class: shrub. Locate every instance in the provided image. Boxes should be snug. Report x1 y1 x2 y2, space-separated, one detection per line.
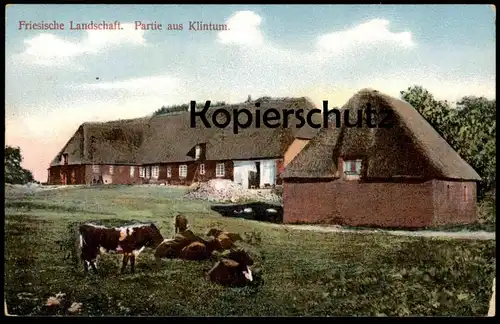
477 192 496 224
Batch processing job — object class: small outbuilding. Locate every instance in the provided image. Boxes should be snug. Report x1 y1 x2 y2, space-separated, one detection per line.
282 89 481 228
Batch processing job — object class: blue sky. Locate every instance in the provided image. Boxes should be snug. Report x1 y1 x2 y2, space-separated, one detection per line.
5 4 496 180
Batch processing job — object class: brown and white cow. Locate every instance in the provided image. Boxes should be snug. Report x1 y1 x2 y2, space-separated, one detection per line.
78 223 164 275
208 249 255 287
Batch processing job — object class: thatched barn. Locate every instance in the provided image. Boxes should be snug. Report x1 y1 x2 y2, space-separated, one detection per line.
48 118 149 185
48 97 320 187
282 89 481 228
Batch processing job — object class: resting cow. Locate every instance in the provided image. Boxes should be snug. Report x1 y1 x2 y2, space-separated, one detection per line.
155 231 224 266
78 223 164 275
208 249 255 287
207 228 243 250
179 237 224 261
154 229 203 266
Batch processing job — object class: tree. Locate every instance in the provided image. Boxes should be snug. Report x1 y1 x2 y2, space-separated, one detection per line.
153 101 227 116
400 86 496 199
4 145 34 185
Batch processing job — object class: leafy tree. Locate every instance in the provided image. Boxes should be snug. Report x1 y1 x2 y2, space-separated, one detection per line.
5 145 35 184
400 86 496 200
153 101 227 116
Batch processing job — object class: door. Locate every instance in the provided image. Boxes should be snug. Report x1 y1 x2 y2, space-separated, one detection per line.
71 170 76 184
248 171 259 189
61 171 68 185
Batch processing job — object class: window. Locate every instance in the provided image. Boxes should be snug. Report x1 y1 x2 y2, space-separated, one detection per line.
195 145 201 160
216 163 225 177
109 166 114 175
152 165 160 179
463 185 468 202
145 167 151 179
200 163 205 175
342 159 362 179
92 165 100 173
62 154 68 165
130 166 135 178
167 166 172 178
179 165 187 178
139 167 145 178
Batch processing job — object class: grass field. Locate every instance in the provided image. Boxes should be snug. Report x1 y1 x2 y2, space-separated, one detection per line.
4 185 496 316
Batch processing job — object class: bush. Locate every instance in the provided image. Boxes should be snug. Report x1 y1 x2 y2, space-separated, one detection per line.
271 185 283 198
477 192 496 224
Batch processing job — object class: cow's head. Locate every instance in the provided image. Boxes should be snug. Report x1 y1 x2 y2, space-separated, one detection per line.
226 249 254 267
207 228 223 237
147 223 164 248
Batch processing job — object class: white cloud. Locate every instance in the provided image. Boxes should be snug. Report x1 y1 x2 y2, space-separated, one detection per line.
217 13 416 63
316 19 415 54
15 23 146 68
217 10 264 46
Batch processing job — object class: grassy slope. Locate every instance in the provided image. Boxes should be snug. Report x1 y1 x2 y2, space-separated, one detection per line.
4 186 496 316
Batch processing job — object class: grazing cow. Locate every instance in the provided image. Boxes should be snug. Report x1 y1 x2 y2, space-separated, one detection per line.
174 214 188 234
78 223 164 275
208 249 255 287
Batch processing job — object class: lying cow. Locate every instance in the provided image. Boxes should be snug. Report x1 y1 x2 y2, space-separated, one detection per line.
154 229 203 265
154 230 223 265
79 223 164 275
179 237 225 261
174 214 188 234
208 249 255 287
207 228 243 250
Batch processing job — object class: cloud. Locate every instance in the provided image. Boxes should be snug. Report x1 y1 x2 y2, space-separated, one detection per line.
316 19 415 54
217 10 264 46
14 23 146 68
216 12 416 62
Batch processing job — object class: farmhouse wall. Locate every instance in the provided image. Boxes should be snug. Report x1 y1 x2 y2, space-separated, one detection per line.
283 179 478 228
284 179 434 227
85 165 141 185
432 180 477 225
157 161 234 185
47 165 87 185
58 126 85 165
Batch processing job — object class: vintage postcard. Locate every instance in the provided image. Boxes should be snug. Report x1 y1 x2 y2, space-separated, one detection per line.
4 4 496 317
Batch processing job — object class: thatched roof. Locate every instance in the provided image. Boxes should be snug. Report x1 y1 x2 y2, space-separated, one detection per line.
137 109 221 164
50 97 320 166
50 118 149 166
283 89 481 181
205 97 320 160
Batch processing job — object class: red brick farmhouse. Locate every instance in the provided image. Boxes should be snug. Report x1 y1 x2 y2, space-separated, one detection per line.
48 97 319 188
281 89 482 228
